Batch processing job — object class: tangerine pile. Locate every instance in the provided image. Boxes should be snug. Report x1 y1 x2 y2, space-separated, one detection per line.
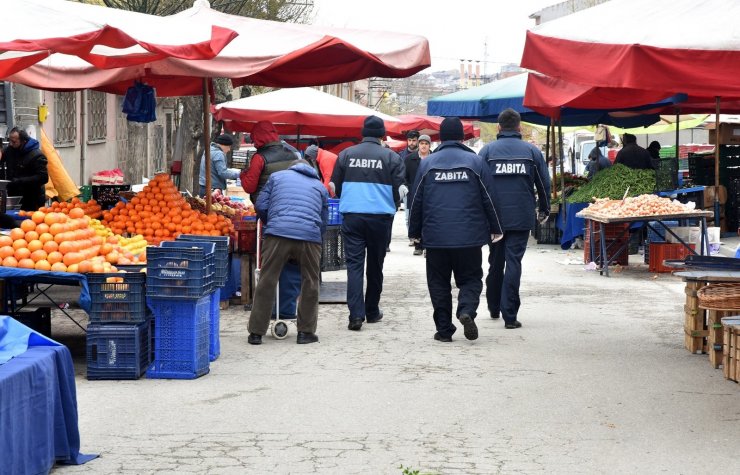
101 173 234 245
26 197 103 219
0 208 142 273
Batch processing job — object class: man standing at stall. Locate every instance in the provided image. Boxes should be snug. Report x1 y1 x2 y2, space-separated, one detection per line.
330 115 405 331
614 133 654 170
198 133 239 196
2 128 48 211
479 108 551 329
409 117 502 342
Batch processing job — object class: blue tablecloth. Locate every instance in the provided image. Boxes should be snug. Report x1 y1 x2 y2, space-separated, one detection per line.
0 317 97 474
557 202 589 250
0 267 91 313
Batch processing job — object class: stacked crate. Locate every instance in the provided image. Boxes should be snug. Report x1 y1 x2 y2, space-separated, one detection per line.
684 279 708 354
648 243 695 273
722 317 740 383
707 310 735 369
86 272 151 380
146 240 215 379
583 221 629 266
644 220 679 264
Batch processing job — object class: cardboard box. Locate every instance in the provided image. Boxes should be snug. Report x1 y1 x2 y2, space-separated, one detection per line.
703 185 727 207
708 122 740 144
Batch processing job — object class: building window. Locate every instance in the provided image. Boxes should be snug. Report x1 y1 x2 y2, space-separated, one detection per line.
54 91 76 146
87 90 107 143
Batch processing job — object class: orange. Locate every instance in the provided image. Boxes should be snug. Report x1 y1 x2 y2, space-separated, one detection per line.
43 213 59 226
9 228 25 241
0 246 14 259
34 260 51 271
47 251 63 265
78 260 93 273
91 262 105 273
2 256 18 267
58 241 75 255
39 233 54 244
0 236 12 247
30 249 47 263
31 211 46 224
27 240 43 253
66 263 79 273
18 258 35 269
42 240 58 253
69 208 85 219
50 262 67 272
14 247 31 260
49 223 64 236
62 252 84 266
12 239 28 250
20 219 36 233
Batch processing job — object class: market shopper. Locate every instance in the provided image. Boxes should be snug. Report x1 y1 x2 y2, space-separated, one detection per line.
408 118 502 342
247 159 328 345
330 115 405 331
398 129 420 160
198 133 239 197
2 127 48 211
614 133 654 170
241 120 302 321
647 140 662 169
479 108 551 329
585 146 612 179
404 134 432 254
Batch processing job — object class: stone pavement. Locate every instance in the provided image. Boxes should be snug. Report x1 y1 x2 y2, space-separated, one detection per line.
50 212 739 474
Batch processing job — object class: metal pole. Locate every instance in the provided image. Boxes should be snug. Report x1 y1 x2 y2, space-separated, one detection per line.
714 97 721 226
203 78 212 214
80 90 87 185
558 119 566 220
549 118 556 200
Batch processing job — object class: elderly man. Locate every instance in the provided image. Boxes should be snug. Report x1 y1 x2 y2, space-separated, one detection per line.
3 127 48 211
198 133 239 197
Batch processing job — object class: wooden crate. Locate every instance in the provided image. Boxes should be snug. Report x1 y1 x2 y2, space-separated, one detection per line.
684 280 708 354
706 310 737 368
722 318 740 382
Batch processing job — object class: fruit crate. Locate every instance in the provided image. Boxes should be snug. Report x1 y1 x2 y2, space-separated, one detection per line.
86 320 152 380
233 217 257 254
177 234 230 288
327 198 342 225
722 317 740 383
209 288 221 362
321 225 345 272
87 272 147 324
92 184 131 210
648 242 696 273
535 213 561 245
584 223 629 266
147 241 215 299
146 295 210 379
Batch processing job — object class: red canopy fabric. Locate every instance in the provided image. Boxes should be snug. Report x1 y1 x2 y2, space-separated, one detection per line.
386 114 479 141
7 1 430 96
520 0 740 97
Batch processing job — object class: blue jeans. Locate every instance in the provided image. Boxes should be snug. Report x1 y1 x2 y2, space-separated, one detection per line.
272 261 301 318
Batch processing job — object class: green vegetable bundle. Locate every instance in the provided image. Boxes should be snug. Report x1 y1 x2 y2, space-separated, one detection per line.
566 164 656 203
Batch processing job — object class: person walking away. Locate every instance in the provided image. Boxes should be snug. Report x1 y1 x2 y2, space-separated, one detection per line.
330 115 405 331
614 133 654 170
409 118 503 342
479 108 551 329
3 127 48 211
585 146 612 179
241 120 302 321
647 140 662 169
404 134 432 254
247 159 328 345
198 133 239 196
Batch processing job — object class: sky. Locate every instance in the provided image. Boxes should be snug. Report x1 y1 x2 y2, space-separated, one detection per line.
311 0 558 74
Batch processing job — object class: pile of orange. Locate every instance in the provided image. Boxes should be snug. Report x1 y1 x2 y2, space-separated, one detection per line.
24 197 103 219
101 173 234 245
0 209 142 273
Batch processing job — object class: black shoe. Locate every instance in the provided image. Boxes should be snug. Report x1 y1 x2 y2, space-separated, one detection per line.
505 321 522 329
247 333 262 345
433 332 452 342
413 248 423 256
458 314 478 340
296 332 319 344
348 319 363 331
386 247 391 252
366 311 384 323
490 312 500 320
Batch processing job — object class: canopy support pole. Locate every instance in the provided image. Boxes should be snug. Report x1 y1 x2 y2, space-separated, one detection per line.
714 97 721 226
558 118 565 220
548 119 556 201
203 78 212 214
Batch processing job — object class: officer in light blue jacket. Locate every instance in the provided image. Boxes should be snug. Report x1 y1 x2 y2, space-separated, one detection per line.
198 134 239 196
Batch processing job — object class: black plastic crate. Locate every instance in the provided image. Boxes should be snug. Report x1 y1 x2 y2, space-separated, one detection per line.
87 272 147 324
86 320 152 380
321 226 346 272
655 157 679 192
10 307 51 338
92 184 131 210
535 213 562 245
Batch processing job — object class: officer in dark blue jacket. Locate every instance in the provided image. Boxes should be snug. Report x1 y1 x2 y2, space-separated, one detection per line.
330 116 405 331
478 108 551 329
408 117 503 342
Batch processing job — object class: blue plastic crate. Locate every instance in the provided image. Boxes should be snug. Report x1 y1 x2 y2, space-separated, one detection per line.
646 220 679 243
327 198 342 225
146 242 215 299
209 288 220 362
87 272 147 324
86 320 151 380
177 235 229 288
146 295 210 379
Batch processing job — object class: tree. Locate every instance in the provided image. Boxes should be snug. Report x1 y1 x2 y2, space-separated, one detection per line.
79 0 314 192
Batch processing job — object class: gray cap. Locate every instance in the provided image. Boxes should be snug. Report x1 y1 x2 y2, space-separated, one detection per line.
418 134 431 144
304 144 318 159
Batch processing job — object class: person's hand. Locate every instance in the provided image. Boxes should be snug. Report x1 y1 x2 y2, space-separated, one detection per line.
398 184 409 201
538 211 549 224
329 182 336 196
491 233 504 243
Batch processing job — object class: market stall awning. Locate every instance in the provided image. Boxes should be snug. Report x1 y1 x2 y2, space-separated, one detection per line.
520 0 740 97
213 87 399 138
386 114 479 141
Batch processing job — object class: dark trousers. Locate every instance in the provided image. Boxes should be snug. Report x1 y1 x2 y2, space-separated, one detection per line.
426 247 483 338
341 213 392 320
486 230 529 323
248 236 322 335
272 262 301 318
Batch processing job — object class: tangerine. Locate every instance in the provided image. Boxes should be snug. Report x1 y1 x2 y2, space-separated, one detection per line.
27 240 43 253
34 260 51 271
30 249 48 263
50 262 67 272
9 228 25 241
12 239 28 250
20 219 36 233
2 256 18 267
31 211 46 224
69 208 85 219
47 251 63 265
18 258 35 269
14 247 31 260
0 236 12 247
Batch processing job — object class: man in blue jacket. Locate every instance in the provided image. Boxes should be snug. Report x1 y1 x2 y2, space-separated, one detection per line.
479 108 551 329
247 159 329 345
408 117 503 342
198 133 240 196
330 116 405 331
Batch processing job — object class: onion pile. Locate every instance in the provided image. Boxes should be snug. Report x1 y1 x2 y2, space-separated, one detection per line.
583 194 694 218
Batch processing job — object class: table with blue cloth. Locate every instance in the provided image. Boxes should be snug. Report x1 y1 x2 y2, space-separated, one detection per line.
0 316 97 475
557 202 589 250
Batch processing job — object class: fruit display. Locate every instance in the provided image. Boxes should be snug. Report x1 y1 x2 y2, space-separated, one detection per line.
190 196 256 219
581 194 696 218
28 197 103 219
89 218 147 259
0 209 144 273
567 164 656 203
211 189 254 215
102 173 234 245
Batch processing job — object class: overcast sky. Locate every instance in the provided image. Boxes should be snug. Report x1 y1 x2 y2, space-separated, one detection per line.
311 0 558 73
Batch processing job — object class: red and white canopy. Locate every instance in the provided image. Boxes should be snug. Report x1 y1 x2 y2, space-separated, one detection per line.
520 0 740 96
213 87 399 138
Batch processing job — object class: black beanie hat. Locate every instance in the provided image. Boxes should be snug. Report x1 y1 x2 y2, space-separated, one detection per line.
362 115 386 138
439 117 464 141
214 134 234 146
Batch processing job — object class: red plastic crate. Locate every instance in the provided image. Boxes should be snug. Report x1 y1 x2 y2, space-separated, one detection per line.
583 237 629 266
648 242 696 273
